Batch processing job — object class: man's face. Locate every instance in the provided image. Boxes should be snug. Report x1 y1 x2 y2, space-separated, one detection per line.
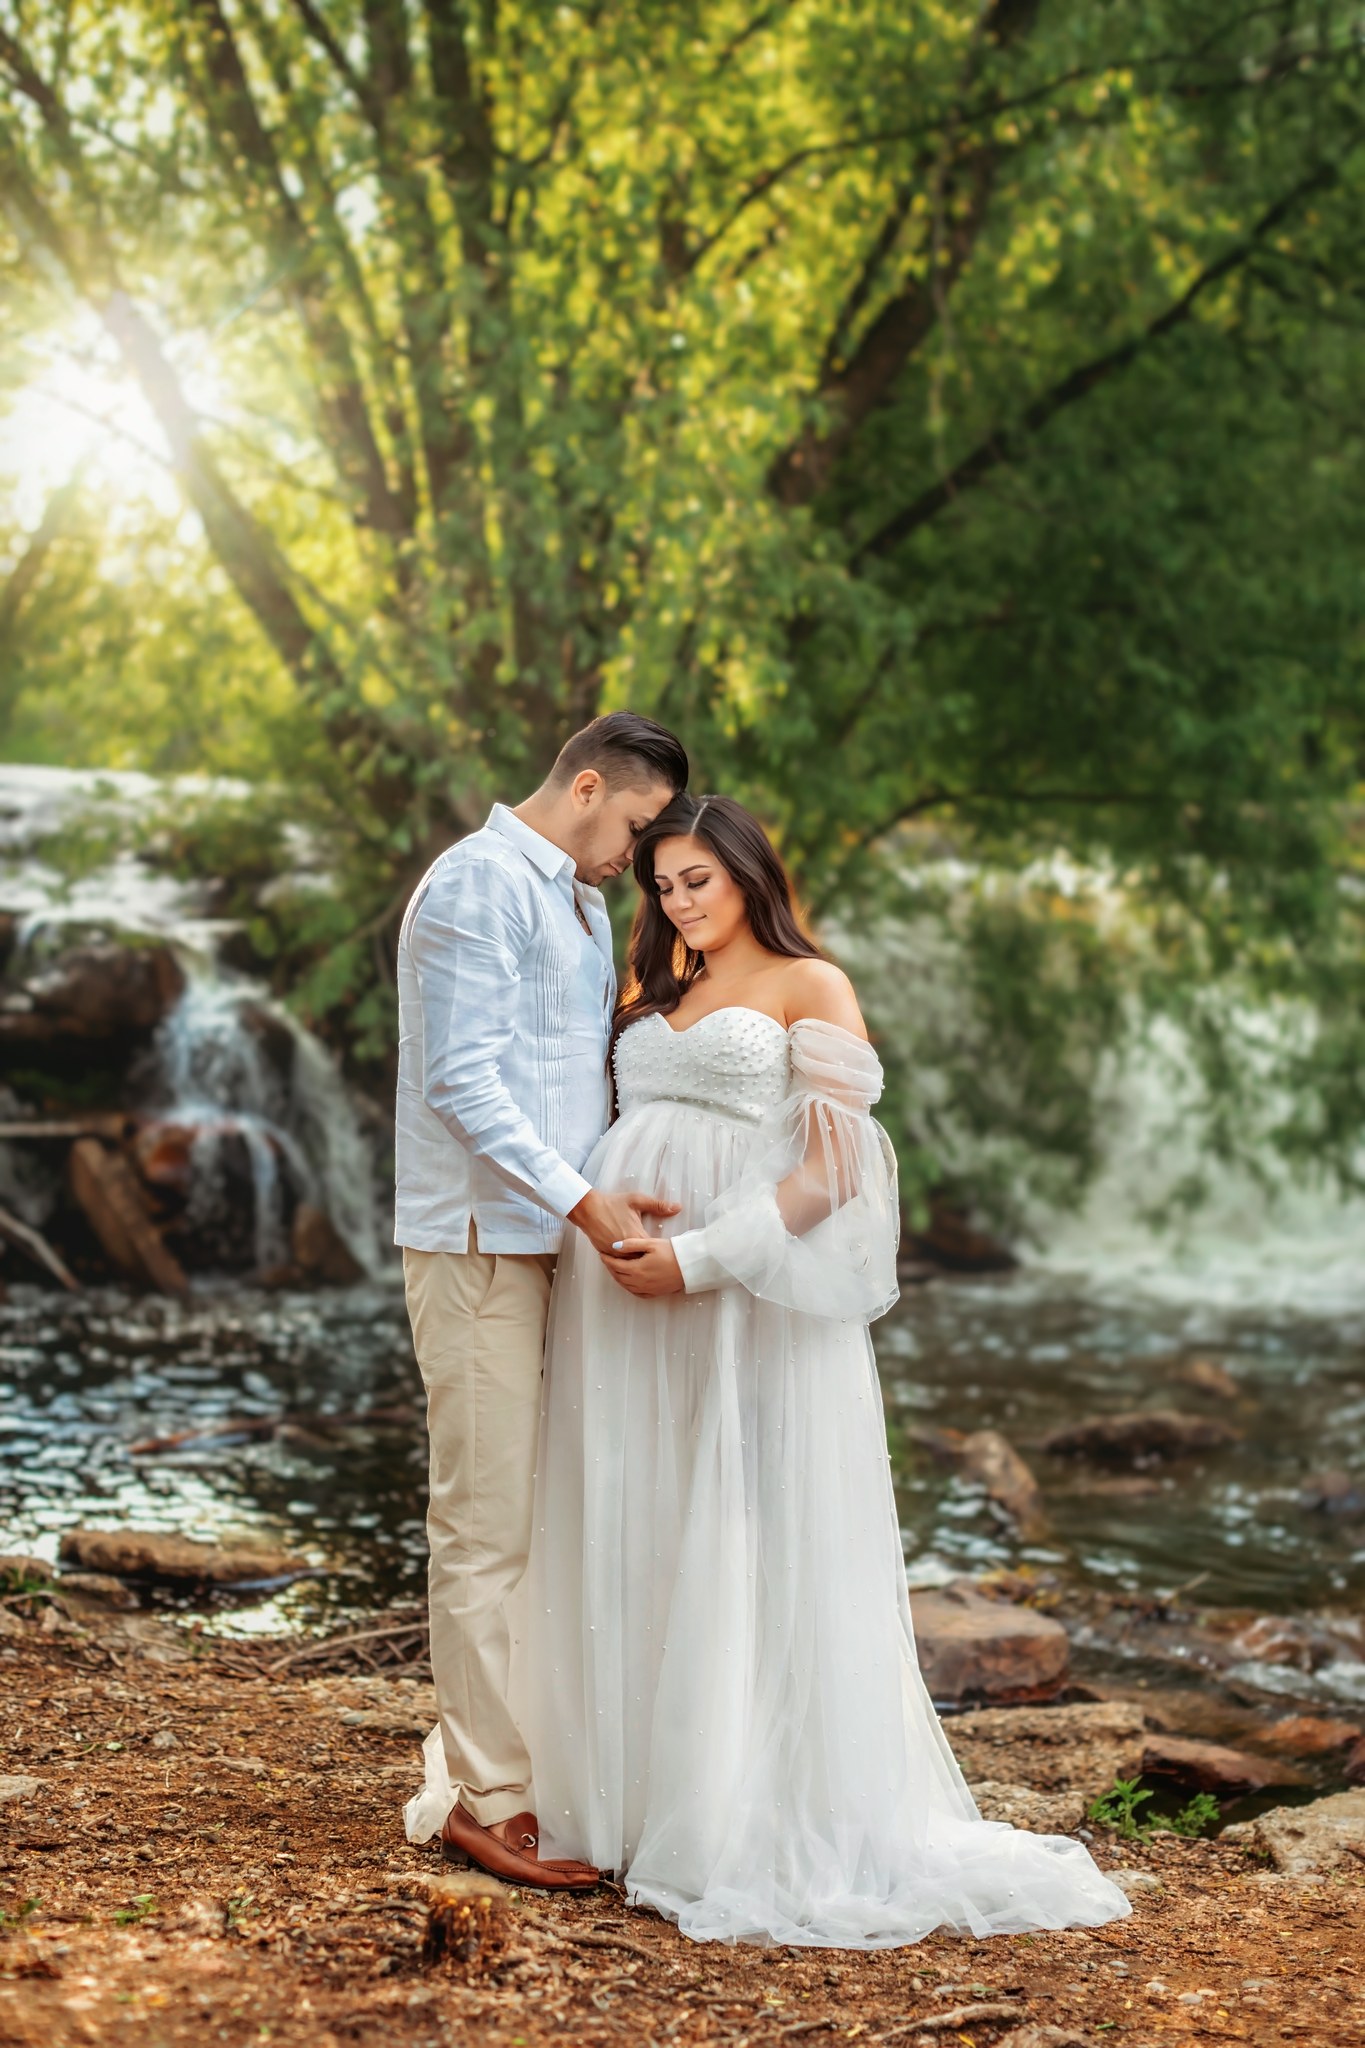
572 776 676 886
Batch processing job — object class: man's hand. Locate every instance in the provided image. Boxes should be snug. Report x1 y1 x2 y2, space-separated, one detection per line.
567 1188 679 1255
600 1237 686 1297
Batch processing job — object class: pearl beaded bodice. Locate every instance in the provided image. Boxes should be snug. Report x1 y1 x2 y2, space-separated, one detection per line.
614 1007 792 1127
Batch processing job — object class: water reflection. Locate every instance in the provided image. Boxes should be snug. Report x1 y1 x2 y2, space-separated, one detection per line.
2 1274 1363 1639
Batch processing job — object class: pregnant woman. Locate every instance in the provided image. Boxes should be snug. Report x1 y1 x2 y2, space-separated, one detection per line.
509 792 1130 1946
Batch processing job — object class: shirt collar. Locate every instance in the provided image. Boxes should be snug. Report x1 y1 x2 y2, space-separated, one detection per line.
487 802 576 882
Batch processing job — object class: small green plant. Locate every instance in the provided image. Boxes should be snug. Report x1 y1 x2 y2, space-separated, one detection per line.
1088 1776 1223 1843
1086 1776 1156 1840
227 1894 258 1930
0 1898 41 1934
112 1895 156 1926
0 1569 49 1597
1165 1791 1221 1838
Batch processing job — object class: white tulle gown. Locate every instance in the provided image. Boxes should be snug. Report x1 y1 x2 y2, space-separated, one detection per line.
410 1008 1131 1947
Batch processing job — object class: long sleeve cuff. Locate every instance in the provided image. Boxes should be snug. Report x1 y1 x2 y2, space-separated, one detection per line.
537 1159 594 1221
669 1226 731 1294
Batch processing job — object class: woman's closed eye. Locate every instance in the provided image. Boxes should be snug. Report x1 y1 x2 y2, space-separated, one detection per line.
657 868 712 898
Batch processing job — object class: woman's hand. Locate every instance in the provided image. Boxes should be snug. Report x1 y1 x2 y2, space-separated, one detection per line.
600 1236 685 1297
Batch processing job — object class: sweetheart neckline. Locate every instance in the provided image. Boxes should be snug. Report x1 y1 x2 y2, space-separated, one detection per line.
653 1004 790 1041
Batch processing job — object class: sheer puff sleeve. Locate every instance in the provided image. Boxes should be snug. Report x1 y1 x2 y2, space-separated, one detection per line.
669 1018 900 1323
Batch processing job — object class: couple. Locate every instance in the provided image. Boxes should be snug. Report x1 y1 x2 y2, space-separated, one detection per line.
396 712 1129 1947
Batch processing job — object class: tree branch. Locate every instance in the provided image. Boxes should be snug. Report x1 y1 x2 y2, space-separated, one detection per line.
181 0 408 544
855 152 1354 563
0 461 87 650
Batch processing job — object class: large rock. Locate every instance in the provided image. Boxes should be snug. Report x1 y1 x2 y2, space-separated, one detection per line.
947 1701 1147 1797
1173 1356 1242 1402
1223 1611 1361 1672
0 939 184 1041
0 1776 45 1803
908 1427 1045 1533
1223 1788 1365 1876
961 1431 1046 1535
58 1528 298 1588
1040 1409 1241 1465
1262 1715 1362 1756
910 1585 1069 1703
1297 1470 1365 1518
1139 1733 1305 1797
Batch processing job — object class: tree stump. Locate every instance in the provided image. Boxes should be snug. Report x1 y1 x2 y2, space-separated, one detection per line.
420 1872 515 1978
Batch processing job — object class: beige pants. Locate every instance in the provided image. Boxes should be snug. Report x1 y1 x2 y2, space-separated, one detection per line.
403 1227 556 1827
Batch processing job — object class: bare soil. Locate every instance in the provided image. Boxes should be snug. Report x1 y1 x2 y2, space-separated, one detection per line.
1 1627 1363 2048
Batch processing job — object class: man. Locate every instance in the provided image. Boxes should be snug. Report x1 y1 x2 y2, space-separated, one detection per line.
396 711 688 1890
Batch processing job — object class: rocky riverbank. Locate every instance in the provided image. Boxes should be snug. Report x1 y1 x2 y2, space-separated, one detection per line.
3 1584 1365 2048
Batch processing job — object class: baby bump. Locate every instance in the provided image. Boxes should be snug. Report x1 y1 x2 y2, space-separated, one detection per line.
585 1101 764 1233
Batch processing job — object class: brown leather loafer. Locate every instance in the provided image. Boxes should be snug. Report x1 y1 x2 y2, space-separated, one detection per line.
440 1802 600 1890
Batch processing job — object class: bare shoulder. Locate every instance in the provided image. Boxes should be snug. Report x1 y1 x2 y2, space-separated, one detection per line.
778 957 868 1038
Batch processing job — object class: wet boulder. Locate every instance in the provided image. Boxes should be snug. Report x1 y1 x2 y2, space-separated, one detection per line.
57 1527 300 1591
909 1426 1045 1534
1172 1356 1242 1402
1223 1611 1363 1673
1139 1733 1305 1797
0 938 184 1042
1262 1715 1362 1757
1297 1470 1365 1518
909 1584 1070 1704
959 1429 1045 1534
1039 1410 1240 1465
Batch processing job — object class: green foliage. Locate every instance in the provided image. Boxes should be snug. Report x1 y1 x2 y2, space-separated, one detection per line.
1087 1777 1222 1841
1164 1792 1222 1839
1087 1775 1156 1841
1 0 1363 1165
0 1898 41 1935
111 1895 157 1927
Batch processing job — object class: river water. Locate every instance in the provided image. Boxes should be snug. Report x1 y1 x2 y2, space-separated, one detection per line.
2 764 1363 1714
3 1270 1362 1697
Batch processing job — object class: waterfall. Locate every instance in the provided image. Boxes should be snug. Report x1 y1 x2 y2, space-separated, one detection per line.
0 764 388 1282
1021 1011 1365 1313
836 871 1365 1316
149 957 385 1278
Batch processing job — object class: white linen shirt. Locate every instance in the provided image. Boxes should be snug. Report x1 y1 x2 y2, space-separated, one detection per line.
394 804 615 1255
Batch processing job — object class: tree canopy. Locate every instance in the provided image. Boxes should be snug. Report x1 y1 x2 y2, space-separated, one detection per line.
3 0 1364 1171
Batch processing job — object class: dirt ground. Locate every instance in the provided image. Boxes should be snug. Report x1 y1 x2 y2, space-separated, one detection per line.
1 1627 1363 2048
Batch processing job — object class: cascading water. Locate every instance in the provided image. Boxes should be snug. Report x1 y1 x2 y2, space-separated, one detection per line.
1022 1011 1365 1312
837 864 1365 1314
148 957 383 1277
0 763 387 1281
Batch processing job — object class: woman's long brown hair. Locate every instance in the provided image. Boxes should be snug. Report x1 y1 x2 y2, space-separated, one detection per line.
610 794 823 1057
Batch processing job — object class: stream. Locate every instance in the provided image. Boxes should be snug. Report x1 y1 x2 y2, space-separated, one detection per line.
2 763 1363 1729
3 1270 1363 1709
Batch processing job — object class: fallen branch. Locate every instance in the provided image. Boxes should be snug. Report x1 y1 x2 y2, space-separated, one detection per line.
563 1930 662 1965
0 1117 131 1139
917 2003 1024 2031
265 1618 428 1674
0 1200 80 1290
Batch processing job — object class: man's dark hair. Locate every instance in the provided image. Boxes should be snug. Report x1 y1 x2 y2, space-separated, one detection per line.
549 712 688 796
